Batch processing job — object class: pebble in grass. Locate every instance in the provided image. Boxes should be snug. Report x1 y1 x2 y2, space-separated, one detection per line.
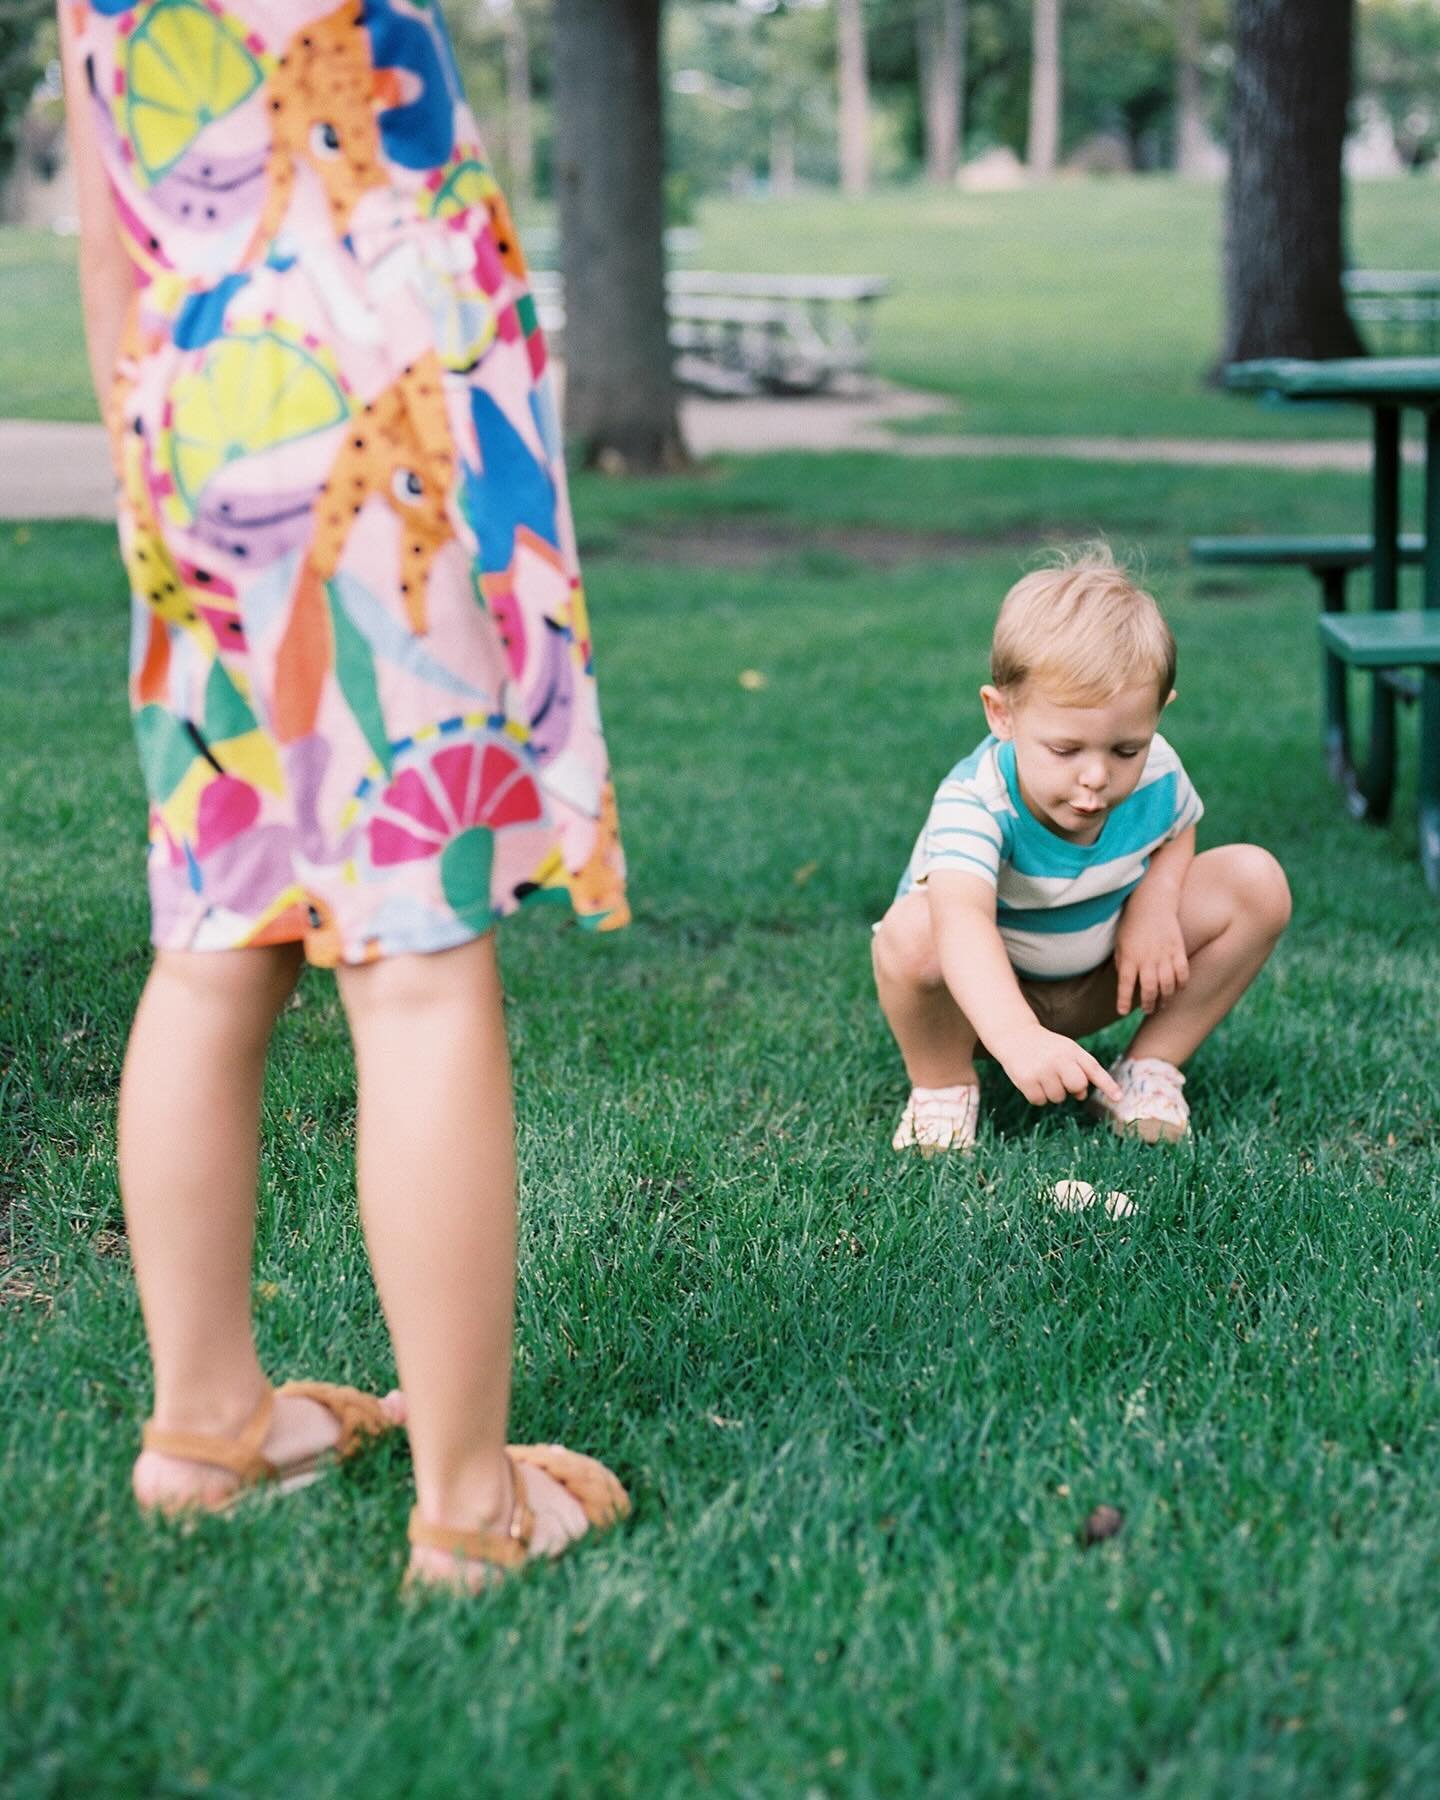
1049 1181 1135 1219
1079 1504 1125 1548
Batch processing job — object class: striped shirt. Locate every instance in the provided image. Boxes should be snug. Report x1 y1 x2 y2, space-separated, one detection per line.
896 733 1203 980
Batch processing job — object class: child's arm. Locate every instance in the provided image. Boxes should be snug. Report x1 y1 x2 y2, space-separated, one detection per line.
1114 825 1195 1017
58 4 137 417
927 871 1122 1106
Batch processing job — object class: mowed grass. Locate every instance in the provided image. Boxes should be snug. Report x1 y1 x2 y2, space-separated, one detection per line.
4 454 1440 1799
3 177 1431 437
695 178 1431 439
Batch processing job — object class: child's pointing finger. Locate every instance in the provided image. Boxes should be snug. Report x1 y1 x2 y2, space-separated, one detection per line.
1086 1053 1123 1105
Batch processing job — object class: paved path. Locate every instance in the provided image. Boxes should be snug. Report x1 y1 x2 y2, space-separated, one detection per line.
0 387 1388 520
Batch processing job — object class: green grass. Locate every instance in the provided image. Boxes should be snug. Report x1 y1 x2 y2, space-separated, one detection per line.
4 453 1439 1796
5 177 1432 437
694 179 1431 439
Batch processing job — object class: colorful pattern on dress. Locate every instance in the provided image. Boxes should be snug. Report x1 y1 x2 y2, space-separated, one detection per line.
79 0 628 962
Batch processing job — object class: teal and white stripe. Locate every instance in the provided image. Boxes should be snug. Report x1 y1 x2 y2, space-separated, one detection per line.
896 733 1203 979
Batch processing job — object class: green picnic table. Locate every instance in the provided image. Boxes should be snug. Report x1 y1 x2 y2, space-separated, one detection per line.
1225 357 1440 891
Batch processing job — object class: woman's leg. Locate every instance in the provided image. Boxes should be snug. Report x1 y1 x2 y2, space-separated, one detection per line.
123 945 377 1509
336 933 587 1586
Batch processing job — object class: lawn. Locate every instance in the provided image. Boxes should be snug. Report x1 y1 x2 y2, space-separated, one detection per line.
4 451 1439 1797
2 177 1429 436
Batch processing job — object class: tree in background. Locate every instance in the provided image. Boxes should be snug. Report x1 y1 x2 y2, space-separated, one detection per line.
835 0 871 193
0 0 49 184
918 0 966 184
449 0 550 202
1361 0 1440 169
1222 0 1364 364
552 0 686 470
1026 0 1061 174
1173 0 1209 173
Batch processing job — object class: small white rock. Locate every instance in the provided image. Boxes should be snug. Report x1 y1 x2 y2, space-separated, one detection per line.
1051 1179 1096 1212
1103 1190 1135 1219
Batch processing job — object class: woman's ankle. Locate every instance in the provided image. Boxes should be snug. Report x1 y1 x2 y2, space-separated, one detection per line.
148 1366 270 1436
414 1447 514 1532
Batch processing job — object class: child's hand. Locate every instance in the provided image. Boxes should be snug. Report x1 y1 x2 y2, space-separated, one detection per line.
1115 894 1189 1016
991 1023 1123 1108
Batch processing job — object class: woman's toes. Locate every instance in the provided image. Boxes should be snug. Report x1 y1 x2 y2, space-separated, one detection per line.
524 1467 591 1556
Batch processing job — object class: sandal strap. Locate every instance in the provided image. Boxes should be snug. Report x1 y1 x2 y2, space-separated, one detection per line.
141 1386 276 1481
407 1458 534 1569
275 1380 395 1458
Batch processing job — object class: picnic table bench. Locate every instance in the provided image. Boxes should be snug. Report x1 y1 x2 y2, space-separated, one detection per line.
1319 611 1440 892
1211 357 1440 892
1343 271 1440 356
526 269 893 396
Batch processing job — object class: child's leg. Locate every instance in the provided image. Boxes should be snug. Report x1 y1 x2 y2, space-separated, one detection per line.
123 946 372 1509
1123 845 1291 1066
872 892 980 1086
336 934 589 1581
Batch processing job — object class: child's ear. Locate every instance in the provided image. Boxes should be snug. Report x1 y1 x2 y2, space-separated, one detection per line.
980 684 1013 739
1163 688 1178 709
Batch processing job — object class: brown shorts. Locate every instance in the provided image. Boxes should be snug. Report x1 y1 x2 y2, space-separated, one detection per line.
1018 957 1121 1037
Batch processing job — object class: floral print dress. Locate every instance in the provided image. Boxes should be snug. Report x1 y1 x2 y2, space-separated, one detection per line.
77 0 628 964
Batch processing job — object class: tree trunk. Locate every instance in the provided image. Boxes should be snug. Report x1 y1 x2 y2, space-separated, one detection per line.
1173 0 1209 175
502 2 533 203
1027 0 1061 176
1222 0 1364 363
919 0 966 187
836 0 870 196
552 0 686 471
770 120 796 198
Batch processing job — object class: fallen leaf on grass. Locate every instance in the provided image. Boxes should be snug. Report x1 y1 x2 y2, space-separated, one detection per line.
1079 1504 1125 1547
792 860 819 886
738 669 768 690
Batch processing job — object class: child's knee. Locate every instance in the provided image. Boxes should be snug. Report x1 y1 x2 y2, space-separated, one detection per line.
1225 845 1292 938
872 900 944 991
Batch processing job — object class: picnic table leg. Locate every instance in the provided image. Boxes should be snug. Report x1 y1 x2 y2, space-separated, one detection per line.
1422 668 1440 896
1318 566 1352 781
1343 404 1401 822
1425 405 1440 611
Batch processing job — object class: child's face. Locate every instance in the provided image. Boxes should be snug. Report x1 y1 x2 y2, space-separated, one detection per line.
980 679 1169 843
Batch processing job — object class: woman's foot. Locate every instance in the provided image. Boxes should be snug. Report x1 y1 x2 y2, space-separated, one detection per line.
133 1386 406 1513
405 1446 631 1593
405 1463 593 1593
892 1081 980 1155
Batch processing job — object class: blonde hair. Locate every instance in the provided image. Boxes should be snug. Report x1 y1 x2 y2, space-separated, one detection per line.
990 544 1176 706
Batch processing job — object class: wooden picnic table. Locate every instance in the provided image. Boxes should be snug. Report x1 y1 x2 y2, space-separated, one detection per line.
1343 271 1440 355
526 269 892 395
1225 356 1440 863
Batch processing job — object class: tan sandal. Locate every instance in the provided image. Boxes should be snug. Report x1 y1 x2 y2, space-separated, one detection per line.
139 1379 399 1516
405 1444 631 1588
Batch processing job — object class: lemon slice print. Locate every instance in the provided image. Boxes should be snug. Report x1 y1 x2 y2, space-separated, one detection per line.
163 328 350 518
124 0 264 186
428 158 499 220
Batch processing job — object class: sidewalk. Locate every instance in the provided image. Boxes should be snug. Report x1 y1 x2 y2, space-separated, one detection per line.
0 386 1383 521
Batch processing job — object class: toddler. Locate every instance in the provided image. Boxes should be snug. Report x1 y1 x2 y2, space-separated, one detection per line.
872 549 1291 1153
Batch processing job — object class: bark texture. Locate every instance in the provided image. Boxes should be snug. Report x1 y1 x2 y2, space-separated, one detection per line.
1222 0 1364 362
552 0 685 470
1026 0 1061 176
919 0 966 186
836 0 871 196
